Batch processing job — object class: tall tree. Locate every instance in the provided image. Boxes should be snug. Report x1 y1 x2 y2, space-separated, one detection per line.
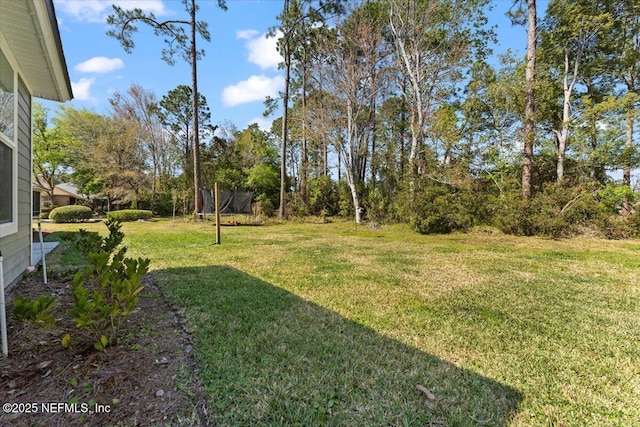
157 85 211 203
272 0 345 218
319 2 385 224
607 0 640 188
107 0 227 215
278 0 292 219
54 106 147 208
109 84 171 203
32 102 75 204
539 0 613 184
388 0 491 180
509 0 537 199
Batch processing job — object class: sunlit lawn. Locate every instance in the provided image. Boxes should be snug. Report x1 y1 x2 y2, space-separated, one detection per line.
43 218 640 426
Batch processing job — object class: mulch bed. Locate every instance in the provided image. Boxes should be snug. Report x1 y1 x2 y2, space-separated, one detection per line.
0 272 213 426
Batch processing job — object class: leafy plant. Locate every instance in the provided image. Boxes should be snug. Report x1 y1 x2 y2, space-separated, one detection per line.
106 209 153 222
12 295 56 327
68 248 150 351
74 219 124 256
49 205 93 223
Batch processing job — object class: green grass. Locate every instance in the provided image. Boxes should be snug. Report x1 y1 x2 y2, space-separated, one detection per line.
42 219 640 426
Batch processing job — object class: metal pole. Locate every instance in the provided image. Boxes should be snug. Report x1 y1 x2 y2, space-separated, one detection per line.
38 221 47 284
0 252 8 356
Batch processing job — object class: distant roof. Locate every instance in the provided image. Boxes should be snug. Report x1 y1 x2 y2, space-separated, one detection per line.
0 0 73 101
53 183 84 199
33 176 86 199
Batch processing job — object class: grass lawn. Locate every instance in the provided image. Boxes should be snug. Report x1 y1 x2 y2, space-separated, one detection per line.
42 219 640 426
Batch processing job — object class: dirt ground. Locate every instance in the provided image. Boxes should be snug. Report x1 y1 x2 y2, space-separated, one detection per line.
0 271 213 426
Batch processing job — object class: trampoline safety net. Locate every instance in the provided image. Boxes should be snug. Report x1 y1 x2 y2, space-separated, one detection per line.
201 189 254 215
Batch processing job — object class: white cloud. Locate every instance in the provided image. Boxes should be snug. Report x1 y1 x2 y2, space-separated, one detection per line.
55 0 168 23
238 29 282 70
75 57 124 74
221 75 284 107
247 117 273 132
236 29 259 40
71 77 96 101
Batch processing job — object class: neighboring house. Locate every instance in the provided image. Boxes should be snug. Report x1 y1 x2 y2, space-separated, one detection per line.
50 182 86 207
0 0 73 287
33 176 87 215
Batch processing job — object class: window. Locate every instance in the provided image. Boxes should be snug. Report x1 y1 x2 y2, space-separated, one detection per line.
0 141 12 224
0 47 16 232
0 49 14 139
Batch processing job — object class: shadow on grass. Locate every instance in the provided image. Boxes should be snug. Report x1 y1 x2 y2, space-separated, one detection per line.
156 265 522 426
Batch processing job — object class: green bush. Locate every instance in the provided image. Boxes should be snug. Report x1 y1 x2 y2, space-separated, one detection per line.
66 220 150 351
151 192 176 216
397 177 486 234
69 248 150 351
493 184 621 238
74 219 124 255
308 175 339 216
49 205 93 223
107 209 153 222
255 199 275 217
337 180 355 218
12 295 56 328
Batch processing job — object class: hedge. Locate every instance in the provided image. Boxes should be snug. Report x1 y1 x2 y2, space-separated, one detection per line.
106 209 153 222
49 205 93 223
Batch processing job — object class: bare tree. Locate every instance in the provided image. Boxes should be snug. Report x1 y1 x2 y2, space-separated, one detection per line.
540 0 613 184
389 0 488 180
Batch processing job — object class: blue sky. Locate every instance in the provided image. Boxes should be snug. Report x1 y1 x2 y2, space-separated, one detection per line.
47 0 548 132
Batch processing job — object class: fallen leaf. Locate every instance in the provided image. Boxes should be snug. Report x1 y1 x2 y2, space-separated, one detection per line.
37 360 52 370
416 384 436 400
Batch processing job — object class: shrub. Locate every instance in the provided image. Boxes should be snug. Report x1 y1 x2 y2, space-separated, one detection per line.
493 184 619 238
73 219 124 256
337 181 355 218
69 248 150 351
397 177 486 234
307 175 339 216
151 192 176 216
107 209 153 222
12 295 56 327
255 199 275 217
66 220 149 351
49 205 93 223
624 213 640 237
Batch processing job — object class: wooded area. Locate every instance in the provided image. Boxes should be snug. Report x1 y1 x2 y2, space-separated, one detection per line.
34 0 640 237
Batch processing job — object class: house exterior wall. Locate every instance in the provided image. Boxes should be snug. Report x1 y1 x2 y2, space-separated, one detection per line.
0 0 72 289
52 195 77 206
0 77 31 288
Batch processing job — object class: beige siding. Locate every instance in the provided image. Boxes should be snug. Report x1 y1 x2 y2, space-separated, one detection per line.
1 77 31 288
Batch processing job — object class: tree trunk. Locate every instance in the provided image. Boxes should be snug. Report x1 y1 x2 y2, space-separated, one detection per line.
369 71 377 196
555 46 579 185
190 0 202 216
623 98 634 188
556 130 567 184
347 177 362 224
278 0 290 219
301 60 308 212
522 0 536 199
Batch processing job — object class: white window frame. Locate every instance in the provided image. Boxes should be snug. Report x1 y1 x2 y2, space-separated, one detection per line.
0 44 18 238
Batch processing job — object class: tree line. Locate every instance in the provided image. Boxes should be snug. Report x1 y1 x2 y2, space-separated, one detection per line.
35 0 640 237
34 84 279 216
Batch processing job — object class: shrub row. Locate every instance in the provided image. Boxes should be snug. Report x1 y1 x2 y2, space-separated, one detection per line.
107 209 153 222
47 206 154 223
395 176 640 238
